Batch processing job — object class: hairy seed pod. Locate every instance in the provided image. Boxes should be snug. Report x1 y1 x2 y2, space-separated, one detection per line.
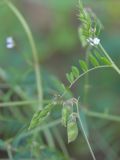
67 114 78 143
61 106 72 127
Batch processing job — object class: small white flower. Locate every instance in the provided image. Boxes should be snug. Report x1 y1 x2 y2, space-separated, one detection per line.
87 37 100 46
6 37 15 49
93 37 100 45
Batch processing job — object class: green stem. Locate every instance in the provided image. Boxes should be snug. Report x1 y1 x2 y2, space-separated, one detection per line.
0 100 37 107
99 43 120 75
5 0 43 105
0 100 51 108
83 108 120 122
69 65 111 89
5 0 55 148
44 129 55 148
7 146 13 160
76 103 96 160
61 65 111 98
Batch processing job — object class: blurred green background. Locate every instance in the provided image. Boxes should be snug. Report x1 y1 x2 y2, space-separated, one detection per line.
0 0 120 159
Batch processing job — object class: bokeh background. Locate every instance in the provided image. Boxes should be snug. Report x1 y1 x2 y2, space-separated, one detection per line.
0 0 120 159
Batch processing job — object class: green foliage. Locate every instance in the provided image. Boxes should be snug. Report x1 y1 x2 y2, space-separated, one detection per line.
66 73 74 83
71 66 80 78
36 147 68 160
66 52 111 86
0 0 120 159
100 57 112 65
94 51 112 65
29 103 54 129
78 0 103 47
89 54 99 67
79 60 88 72
94 50 103 60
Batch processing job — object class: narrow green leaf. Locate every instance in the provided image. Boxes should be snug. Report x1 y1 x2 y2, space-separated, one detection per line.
70 72 74 82
67 114 78 143
94 51 102 60
79 60 88 72
61 83 66 92
66 73 74 83
72 66 79 78
100 57 111 65
29 103 54 129
66 73 71 83
94 51 111 65
78 27 87 47
89 54 99 67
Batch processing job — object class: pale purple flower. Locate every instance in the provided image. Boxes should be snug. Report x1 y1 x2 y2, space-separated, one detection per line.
6 37 15 49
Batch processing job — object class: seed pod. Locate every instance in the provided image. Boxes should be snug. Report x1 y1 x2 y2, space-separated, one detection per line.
61 99 74 127
61 105 73 127
67 114 78 143
29 103 54 130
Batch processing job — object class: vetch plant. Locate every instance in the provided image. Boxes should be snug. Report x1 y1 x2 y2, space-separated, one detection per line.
0 0 120 159
29 0 120 159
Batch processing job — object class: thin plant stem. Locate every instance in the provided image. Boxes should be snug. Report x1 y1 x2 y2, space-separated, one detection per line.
83 108 120 123
61 65 111 98
44 129 55 148
69 65 111 89
76 103 96 160
7 146 13 160
5 0 43 105
5 0 55 148
98 43 120 75
0 100 38 107
0 100 51 108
